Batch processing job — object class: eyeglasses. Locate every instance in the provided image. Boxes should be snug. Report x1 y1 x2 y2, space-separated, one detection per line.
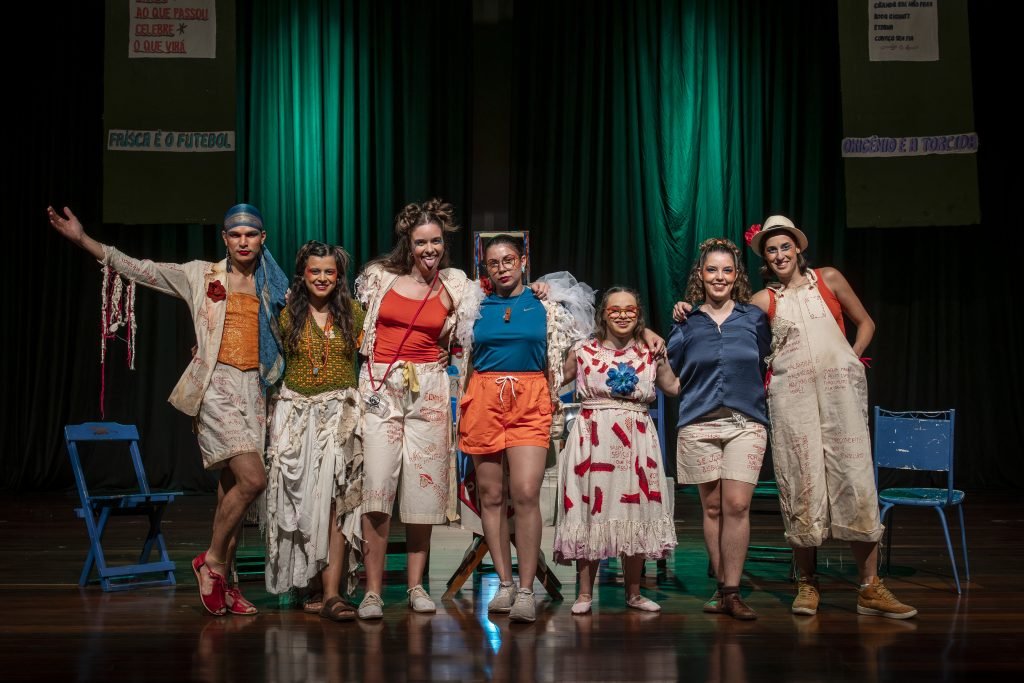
605 306 639 319
485 255 520 272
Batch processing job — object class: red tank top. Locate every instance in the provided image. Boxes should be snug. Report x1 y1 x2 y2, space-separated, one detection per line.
374 289 448 363
767 269 845 335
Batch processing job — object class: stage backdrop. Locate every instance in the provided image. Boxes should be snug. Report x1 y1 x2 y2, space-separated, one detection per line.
103 0 237 224
6 1 1020 493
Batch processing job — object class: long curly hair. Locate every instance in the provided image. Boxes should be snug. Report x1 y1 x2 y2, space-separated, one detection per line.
372 198 460 275
684 238 753 304
594 286 648 347
284 241 356 353
757 228 809 281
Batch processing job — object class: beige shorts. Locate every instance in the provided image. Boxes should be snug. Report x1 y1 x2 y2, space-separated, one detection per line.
359 361 452 524
195 362 266 470
676 408 767 485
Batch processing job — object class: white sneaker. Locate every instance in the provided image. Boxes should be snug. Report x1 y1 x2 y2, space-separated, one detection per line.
357 591 384 620
509 588 536 623
488 582 517 613
407 585 436 613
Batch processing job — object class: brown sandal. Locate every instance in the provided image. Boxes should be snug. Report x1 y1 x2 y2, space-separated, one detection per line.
319 596 356 622
303 593 324 614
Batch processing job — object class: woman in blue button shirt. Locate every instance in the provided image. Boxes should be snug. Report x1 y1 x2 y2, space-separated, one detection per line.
668 238 770 620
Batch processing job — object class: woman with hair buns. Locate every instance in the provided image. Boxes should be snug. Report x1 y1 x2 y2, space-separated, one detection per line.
263 241 365 622
352 199 505 619
668 238 770 620
745 215 916 620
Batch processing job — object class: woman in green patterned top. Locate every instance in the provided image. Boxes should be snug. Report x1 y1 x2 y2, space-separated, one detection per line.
264 241 365 621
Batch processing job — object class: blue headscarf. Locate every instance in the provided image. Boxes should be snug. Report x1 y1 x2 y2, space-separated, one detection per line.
224 204 288 390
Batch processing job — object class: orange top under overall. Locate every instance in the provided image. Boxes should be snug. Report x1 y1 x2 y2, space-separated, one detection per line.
373 289 448 363
767 269 845 335
217 292 260 370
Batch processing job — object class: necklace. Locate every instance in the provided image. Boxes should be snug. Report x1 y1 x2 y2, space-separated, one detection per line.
501 286 527 323
409 270 435 285
303 311 334 383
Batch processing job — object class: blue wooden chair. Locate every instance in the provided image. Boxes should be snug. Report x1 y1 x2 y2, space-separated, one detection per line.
873 408 969 594
64 422 180 591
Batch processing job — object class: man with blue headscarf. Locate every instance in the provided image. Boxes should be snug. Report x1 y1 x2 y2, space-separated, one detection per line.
47 203 288 617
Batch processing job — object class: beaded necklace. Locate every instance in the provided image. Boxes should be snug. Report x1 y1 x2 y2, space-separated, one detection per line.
304 311 334 383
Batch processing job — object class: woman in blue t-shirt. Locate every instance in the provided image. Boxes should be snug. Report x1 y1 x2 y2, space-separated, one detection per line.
455 235 594 622
668 238 770 620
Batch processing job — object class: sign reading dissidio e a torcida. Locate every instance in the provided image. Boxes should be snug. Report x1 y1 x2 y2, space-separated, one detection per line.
103 0 235 224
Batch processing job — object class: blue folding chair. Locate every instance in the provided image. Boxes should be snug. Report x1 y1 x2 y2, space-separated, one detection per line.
873 408 969 594
64 422 180 591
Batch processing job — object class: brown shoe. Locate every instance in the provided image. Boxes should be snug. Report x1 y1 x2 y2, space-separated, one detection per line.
857 577 918 619
792 577 820 616
703 588 725 614
721 589 757 621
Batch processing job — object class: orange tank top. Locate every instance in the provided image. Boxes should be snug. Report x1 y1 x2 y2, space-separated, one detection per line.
217 292 260 370
767 269 845 335
374 289 448 363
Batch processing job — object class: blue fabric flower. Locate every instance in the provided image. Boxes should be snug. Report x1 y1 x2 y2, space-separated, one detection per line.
606 362 639 396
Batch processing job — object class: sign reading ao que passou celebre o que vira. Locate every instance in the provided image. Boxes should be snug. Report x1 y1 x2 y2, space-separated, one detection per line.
129 0 216 59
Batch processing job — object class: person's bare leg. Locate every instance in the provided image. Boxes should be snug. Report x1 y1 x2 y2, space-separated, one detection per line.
794 547 817 579
851 540 879 584
406 523 432 588
216 471 243 581
322 502 346 601
623 555 647 601
719 479 756 587
697 480 724 582
576 559 599 597
200 452 266 594
505 445 547 589
361 511 391 595
472 454 514 582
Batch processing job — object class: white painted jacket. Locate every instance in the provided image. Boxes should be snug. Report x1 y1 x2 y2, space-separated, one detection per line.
102 245 232 417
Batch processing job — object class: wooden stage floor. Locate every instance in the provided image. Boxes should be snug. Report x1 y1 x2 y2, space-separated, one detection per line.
1 490 1022 682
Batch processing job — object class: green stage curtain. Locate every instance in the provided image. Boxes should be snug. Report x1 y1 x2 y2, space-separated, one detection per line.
510 0 844 330
238 0 471 265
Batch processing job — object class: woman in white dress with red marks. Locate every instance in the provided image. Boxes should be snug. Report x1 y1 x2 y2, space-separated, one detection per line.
554 286 679 614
